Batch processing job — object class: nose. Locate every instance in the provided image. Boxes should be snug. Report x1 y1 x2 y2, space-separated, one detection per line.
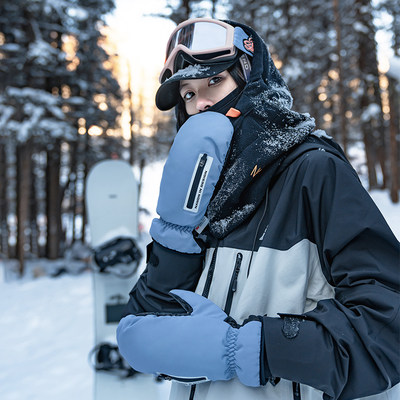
196 96 213 112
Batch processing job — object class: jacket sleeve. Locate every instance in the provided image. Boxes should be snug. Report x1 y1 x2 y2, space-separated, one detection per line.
122 241 204 316
262 151 400 400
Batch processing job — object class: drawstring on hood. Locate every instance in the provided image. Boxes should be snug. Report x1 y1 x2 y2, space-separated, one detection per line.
206 20 316 238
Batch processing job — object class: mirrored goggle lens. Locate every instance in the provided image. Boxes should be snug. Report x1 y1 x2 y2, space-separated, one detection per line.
166 22 229 60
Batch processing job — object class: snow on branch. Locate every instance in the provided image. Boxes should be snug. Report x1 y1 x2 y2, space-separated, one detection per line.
27 39 59 65
361 103 381 122
0 87 75 142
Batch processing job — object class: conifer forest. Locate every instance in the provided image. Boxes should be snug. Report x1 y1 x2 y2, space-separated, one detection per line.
0 0 399 275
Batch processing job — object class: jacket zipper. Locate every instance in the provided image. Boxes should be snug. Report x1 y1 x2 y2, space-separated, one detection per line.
201 244 219 298
189 385 196 400
191 244 219 400
292 382 301 400
224 253 243 314
190 188 268 400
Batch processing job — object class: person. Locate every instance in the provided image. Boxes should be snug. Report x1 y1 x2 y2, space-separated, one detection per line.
117 18 400 400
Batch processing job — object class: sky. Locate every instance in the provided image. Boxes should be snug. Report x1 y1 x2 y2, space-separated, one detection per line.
107 0 175 79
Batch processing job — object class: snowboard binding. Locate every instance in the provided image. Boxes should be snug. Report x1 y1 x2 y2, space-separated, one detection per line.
93 237 142 278
89 342 138 378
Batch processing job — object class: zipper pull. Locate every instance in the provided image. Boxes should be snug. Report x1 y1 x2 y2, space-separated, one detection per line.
232 253 243 292
232 278 238 292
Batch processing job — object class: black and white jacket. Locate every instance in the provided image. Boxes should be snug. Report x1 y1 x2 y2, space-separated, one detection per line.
124 135 400 400
123 20 400 400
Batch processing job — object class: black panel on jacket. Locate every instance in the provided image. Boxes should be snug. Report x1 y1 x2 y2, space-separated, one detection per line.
122 241 204 317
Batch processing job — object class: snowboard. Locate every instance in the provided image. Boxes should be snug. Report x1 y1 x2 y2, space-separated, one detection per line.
86 160 167 400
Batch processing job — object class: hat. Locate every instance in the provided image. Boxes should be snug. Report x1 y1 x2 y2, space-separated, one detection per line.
155 57 239 111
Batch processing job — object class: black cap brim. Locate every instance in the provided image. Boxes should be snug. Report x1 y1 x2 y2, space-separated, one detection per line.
155 59 237 111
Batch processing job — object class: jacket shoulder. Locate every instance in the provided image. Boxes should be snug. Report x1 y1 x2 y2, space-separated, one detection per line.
288 142 360 184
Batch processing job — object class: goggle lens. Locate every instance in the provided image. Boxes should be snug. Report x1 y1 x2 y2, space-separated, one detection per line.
166 22 229 60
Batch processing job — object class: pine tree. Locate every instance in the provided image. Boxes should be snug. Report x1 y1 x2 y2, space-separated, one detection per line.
0 0 75 269
0 0 123 273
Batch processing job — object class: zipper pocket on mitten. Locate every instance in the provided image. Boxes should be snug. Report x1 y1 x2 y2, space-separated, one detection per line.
184 153 213 213
224 253 243 314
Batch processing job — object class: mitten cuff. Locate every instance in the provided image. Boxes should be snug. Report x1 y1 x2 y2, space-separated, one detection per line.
235 320 262 387
150 218 202 253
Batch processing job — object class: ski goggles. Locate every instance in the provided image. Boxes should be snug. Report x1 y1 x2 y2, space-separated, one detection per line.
159 18 252 83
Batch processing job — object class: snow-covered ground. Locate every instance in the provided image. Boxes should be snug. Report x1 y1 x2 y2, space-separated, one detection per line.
0 162 399 400
0 232 171 400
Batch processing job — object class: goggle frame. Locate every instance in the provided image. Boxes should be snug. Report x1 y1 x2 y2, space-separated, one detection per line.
159 18 237 83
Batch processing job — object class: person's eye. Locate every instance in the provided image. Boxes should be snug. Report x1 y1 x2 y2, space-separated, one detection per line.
209 76 222 86
182 91 195 101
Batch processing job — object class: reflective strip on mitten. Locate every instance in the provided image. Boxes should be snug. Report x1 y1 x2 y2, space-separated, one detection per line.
150 112 234 253
116 289 261 386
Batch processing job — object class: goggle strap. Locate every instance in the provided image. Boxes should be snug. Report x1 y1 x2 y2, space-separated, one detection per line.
239 54 252 82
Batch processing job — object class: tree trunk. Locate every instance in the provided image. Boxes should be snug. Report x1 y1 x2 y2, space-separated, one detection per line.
363 125 378 189
16 143 32 275
81 132 90 243
333 0 348 155
46 140 62 259
69 141 78 244
5 139 17 259
388 76 399 203
30 149 38 257
355 0 383 189
374 77 388 189
0 143 7 255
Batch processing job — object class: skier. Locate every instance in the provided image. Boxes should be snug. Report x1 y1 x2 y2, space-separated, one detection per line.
117 18 400 400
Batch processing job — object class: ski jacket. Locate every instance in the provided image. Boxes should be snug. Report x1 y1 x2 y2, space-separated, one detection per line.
124 135 400 400
122 20 400 400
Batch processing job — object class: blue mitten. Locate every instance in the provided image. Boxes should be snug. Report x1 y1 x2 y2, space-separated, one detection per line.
149 112 234 253
117 289 262 387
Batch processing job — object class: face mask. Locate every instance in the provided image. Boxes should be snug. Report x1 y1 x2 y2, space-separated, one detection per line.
207 86 243 116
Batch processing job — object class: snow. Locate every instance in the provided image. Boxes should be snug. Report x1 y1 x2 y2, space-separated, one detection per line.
369 190 400 239
67 6 90 21
0 161 166 400
6 87 58 105
1 87 75 142
283 59 303 81
27 39 58 65
0 161 399 400
0 239 172 400
166 64 212 80
361 103 381 122
311 129 332 139
353 21 369 34
0 273 94 400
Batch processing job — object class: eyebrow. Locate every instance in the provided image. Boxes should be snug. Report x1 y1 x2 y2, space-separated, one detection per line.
180 82 190 90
